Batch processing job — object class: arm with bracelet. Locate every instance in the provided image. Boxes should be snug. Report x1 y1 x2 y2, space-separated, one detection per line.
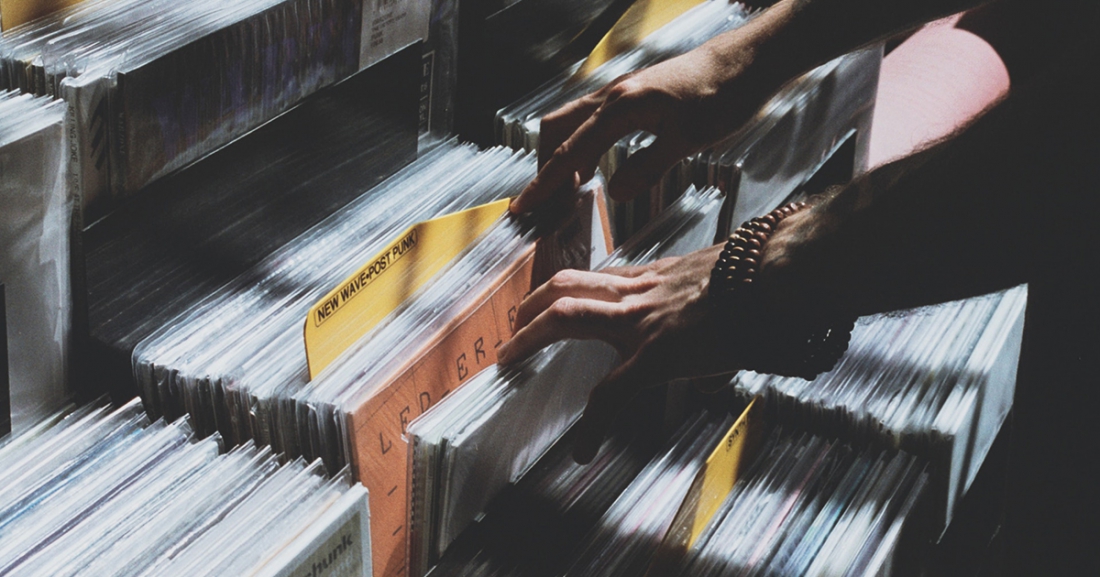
499 0 1099 465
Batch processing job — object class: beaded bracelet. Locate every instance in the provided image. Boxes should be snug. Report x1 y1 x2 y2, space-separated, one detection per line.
710 202 854 380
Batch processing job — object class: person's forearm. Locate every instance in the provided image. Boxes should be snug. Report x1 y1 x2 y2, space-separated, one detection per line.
704 0 996 91
755 38 1098 320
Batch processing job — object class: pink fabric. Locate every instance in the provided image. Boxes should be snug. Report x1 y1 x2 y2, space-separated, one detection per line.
866 18 1010 169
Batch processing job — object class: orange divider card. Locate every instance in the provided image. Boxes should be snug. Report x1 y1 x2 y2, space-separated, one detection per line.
304 199 512 379
0 0 84 30
646 396 766 577
575 0 706 80
335 190 610 577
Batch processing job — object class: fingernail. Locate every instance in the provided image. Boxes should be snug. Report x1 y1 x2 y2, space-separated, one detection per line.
497 342 513 364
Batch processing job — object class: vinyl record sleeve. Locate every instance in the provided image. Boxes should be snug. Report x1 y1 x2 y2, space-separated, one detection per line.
0 94 70 435
252 484 373 577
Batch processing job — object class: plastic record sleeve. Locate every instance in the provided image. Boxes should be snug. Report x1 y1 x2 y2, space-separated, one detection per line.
0 91 70 435
0 398 373 577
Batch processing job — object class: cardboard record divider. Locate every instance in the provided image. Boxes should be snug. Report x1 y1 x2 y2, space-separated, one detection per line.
299 188 613 577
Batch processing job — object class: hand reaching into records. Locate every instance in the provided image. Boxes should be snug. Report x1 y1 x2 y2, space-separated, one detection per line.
510 30 786 215
497 244 741 463
509 0 1013 216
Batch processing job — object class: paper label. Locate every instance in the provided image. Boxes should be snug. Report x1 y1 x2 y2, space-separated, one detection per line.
1 283 9 436
689 396 764 546
0 0 83 30
285 512 365 577
418 50 435 134
359 0 431 71
63 76 111 217
576 0 705 79
305 199 511 379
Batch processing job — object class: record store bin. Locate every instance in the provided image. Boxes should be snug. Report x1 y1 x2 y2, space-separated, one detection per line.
0 1 1025 577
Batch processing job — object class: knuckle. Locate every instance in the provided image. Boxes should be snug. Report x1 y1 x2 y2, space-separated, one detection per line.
548 297 581 321
617 300 650 323
608 77 645 101
552 139 575 161
652 256 679 270
548 269 582 291
605 82 632 103
623 275 660 294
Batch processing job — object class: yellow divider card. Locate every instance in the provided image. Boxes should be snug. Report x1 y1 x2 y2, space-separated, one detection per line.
1 0 84 30
575 0 705 79
688 395 764 546
645 396 765 577
304 199 511 379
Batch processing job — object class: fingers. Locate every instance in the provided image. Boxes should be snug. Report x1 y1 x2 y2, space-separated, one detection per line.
497 297 626 365
606 137 690 202
572 353 661 464
537 95 604 168
598 263 651 278
513 269 637 332
510 95 602 215
513 87 650 214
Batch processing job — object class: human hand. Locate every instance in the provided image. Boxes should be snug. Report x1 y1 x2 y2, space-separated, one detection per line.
496 244 742 463
510 32 786 215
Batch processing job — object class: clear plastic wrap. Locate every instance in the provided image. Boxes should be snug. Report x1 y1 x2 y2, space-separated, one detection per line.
731 285 1026 531
0 400 372 577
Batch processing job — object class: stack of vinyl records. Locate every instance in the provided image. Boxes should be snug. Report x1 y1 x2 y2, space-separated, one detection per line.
496 0 881 241
0 398 372 576
0 90 69 436
133 142 534 446
428 407 929 577
427 404 664 577
0 0 361 215
733 285 1027 529
406 185 724 575
672 422 928 577
265 177 610 577
130 139 615 577
83 45 422 399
